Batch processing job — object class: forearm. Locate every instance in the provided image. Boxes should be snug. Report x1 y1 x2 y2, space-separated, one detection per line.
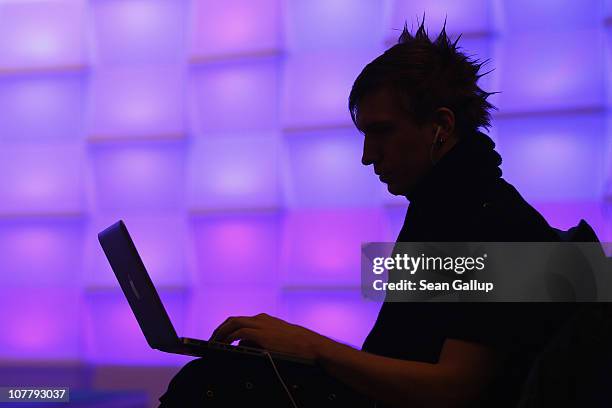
312 337 490 408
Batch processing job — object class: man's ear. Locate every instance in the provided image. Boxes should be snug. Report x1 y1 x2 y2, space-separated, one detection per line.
433 107 456 141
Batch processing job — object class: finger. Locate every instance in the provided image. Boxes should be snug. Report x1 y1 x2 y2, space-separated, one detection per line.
209 316 235 341
211 317 262 343
226 328 263 347
238 339 261 348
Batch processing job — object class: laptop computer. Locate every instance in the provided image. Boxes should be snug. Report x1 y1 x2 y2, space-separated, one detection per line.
98 220 314 365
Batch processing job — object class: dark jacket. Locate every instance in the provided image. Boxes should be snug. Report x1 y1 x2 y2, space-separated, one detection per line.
362 131 579 407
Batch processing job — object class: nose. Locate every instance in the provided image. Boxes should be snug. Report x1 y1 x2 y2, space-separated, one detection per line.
361 136 379 166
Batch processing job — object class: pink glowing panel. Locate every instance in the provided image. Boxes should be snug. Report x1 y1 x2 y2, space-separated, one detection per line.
190 0 281 58
0 1 86 70
190 57 279 132
0 218 85 287
279 290 380 348
91 0 187 64
88 66 185 139
185 287 279 340
282 128 386 207
83 290 192 365
495 29 605 113
0 72 86 142
0 142 85 215
0 288 81 360
496 113 607 201
499 0 601 32
281 209 390 286
532 201 612 242
86 213 189 288
187 135 280 210
285 0 387 51
190 212 280 285
282 50 382 129
89 140 186 211
389 0 491 38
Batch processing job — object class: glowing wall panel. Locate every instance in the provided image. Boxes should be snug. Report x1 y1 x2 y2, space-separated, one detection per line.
0 142 85 215
190 0 282 58
499 0 602 32
89 140 186 211
187 135 280 210
0 218 85 287
495 29 605 113
0 1 86 71
0 72 86 142
83 290 192 365
189 57 279 133
285 0 388 51
281 50 381 129
190 212 280 285
86 214 189 288
185 287 278 340
389 0 491 38
282 129 386 208
279 290 380 348
496 113 607 201
0 288 82 360
91 0 188 64
280 209 389 286
88 66 185 139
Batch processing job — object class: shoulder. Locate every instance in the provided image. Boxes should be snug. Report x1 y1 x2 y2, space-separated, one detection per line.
467 178 559 242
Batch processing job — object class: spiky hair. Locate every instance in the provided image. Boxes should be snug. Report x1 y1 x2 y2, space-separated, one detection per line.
348 18 497 136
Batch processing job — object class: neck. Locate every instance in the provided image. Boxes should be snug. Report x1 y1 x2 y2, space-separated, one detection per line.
406 131 502 204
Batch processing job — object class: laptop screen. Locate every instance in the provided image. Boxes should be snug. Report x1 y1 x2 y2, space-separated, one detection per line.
98 220 180 350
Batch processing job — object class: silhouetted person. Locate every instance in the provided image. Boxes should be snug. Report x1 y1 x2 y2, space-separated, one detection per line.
160 20 582 408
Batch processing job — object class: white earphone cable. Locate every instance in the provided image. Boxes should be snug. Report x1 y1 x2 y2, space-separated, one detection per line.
264 351 299 408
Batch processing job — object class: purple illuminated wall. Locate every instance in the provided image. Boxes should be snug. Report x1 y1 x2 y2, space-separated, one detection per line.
0 0 610 397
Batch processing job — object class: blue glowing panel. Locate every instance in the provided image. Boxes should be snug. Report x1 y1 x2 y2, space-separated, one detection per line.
606 28 612 108
86 213 189 288
282 128 386 207
88 66 185 139
185 287 279 339
389 0 491 38
0 218 85 287
499 0 601 32
190 212 280 285
281 50 382 129
91 0 187 64
0 72 86 142
0 288 81 360
532 201 611 242
190 0 281 58
279 290 380 348
496 113 607 201
0 142 85 215
281 209 390 286
285 0 387 51
187 135 280 210
495 29 605 113
190 57 279 133
384 204 409 240
89 140 186 211
0 1 86 71
83 290 192 365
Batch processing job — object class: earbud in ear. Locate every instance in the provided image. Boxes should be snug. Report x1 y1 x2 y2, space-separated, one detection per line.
432 126 444 147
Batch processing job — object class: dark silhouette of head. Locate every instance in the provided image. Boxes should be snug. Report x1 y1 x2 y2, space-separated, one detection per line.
349 18 496 196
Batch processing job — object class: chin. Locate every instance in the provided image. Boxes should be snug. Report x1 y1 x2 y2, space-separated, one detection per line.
386 183 404 196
